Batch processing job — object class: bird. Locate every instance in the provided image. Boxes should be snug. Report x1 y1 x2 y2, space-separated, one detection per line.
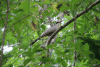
30 22 61 46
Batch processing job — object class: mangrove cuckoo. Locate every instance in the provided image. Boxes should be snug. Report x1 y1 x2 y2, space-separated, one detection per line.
30 22 61 45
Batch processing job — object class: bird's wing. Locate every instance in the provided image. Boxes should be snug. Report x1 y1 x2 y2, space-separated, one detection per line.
41 26 57 37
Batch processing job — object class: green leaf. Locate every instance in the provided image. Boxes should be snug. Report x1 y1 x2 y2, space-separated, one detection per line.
24 58 31 66
47 43 57 49
62 42 67 45
61 60 67 67
56 38 61 42
42 10 52 17
40 57 50 63
57 57 62 63
18 65 24 67
71 0 79 5
81 43 89 51
31 6 39 12
32 44 40 53
21 1 29 15
8 64 13 67
44 63 51 67
41 25 46 30
70 8 77 17
57 17 60 19
14 9 24 13
75 39 83 51
60 4 69 12
44 0 51 4
30 2 37 6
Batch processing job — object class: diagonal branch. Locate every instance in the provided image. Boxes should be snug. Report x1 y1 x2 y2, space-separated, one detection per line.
0 0 9 66
8 13 33 28
47 0 100 45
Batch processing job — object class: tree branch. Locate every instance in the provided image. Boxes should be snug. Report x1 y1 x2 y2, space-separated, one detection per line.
0 0 9 66
47 0 100 45
8 13 33 28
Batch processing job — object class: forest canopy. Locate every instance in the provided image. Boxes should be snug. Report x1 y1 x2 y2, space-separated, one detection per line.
0 0 100 67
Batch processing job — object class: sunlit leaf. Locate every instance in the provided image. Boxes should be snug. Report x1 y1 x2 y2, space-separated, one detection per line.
21 1 29 15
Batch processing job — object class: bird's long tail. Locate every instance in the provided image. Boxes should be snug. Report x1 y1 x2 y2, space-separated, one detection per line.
30 37 40 46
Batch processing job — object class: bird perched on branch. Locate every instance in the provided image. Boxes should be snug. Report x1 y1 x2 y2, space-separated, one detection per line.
30 11 70 46
30 22 61 46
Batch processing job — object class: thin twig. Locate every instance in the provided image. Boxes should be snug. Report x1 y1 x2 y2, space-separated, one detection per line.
47 0 100 45
8 13 33 28
73 22 77 66
0 0 9 66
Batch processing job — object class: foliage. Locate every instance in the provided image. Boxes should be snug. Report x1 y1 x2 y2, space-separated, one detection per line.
0 0 100 67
